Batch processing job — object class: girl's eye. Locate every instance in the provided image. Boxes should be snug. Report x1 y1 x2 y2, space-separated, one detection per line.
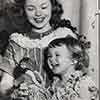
56 54 60 57
47 55 52 58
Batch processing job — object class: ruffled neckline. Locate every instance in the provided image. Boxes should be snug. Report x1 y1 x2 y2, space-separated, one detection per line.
24 28 54 39
10 27 77 49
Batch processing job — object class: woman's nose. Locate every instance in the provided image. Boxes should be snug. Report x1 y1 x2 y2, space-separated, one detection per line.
35 9 41 17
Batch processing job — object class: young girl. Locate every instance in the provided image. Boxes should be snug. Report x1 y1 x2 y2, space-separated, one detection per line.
0 0 77 99
45 36 99 100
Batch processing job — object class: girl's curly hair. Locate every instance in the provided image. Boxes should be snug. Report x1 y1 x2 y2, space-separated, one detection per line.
43 35 90 80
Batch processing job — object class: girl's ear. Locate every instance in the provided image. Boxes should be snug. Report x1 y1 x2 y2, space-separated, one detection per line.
71 58 78 65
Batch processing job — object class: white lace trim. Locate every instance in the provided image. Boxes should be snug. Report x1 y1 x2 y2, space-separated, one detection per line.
10 27 77 49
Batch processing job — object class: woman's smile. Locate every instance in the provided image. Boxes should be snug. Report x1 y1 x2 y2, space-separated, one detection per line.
25 0 52 29
34 17 45 23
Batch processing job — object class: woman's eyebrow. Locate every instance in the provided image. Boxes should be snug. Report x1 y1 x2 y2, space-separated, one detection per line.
25 5 35 7
41 2 48 6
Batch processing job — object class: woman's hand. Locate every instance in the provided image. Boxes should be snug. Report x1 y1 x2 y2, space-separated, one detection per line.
0 72 14 95
25 70 45 87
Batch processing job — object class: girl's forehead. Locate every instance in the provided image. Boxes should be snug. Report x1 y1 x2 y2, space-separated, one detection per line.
48 45 70 53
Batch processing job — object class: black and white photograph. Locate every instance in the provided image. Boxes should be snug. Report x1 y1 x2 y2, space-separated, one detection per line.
0 0 99 100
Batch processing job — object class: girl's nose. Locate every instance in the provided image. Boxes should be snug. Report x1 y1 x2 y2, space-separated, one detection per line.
50 57 57 65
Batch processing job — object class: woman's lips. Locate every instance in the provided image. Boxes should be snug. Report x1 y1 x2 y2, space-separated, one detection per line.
34 17 45 23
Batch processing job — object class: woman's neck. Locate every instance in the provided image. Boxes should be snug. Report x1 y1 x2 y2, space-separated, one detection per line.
32 24 52 34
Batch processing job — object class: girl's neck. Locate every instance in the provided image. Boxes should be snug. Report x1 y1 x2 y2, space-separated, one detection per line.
32 24 52 34
52 66 75 87
62 65 75 81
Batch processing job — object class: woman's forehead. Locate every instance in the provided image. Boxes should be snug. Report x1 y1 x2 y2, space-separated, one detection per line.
25 0 50 5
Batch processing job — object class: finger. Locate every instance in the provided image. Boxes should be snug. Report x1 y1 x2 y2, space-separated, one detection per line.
25 70 42 87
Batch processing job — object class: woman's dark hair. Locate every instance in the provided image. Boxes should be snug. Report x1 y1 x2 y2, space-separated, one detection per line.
43 35 89 80
6 0 77 33
0 30 9 56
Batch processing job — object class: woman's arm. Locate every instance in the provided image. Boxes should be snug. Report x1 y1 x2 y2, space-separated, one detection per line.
0 40 23 95
0 71 14 95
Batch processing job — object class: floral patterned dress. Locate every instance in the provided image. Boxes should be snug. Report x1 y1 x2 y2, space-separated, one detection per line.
47 71 99 100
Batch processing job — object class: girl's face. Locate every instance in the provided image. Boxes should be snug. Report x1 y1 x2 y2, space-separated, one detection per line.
25 0 52 29
47 44 73 75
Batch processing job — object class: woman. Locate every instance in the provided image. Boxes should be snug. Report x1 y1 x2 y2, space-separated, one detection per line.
0 0 77 99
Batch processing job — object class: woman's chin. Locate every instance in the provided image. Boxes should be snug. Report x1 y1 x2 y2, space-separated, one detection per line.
33 23 47 29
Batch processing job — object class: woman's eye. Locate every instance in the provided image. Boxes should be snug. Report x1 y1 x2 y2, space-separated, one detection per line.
41 6 47 9
27 7 35 11
41 5 48 9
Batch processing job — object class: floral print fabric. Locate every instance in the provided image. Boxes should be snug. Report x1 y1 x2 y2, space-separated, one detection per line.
11 77 49 100
47 71 99 100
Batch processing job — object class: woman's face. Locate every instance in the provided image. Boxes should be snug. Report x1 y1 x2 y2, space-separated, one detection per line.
47 44 73 75
24 0 52 29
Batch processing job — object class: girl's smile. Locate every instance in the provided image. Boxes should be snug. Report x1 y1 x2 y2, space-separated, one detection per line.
48 44 73 75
